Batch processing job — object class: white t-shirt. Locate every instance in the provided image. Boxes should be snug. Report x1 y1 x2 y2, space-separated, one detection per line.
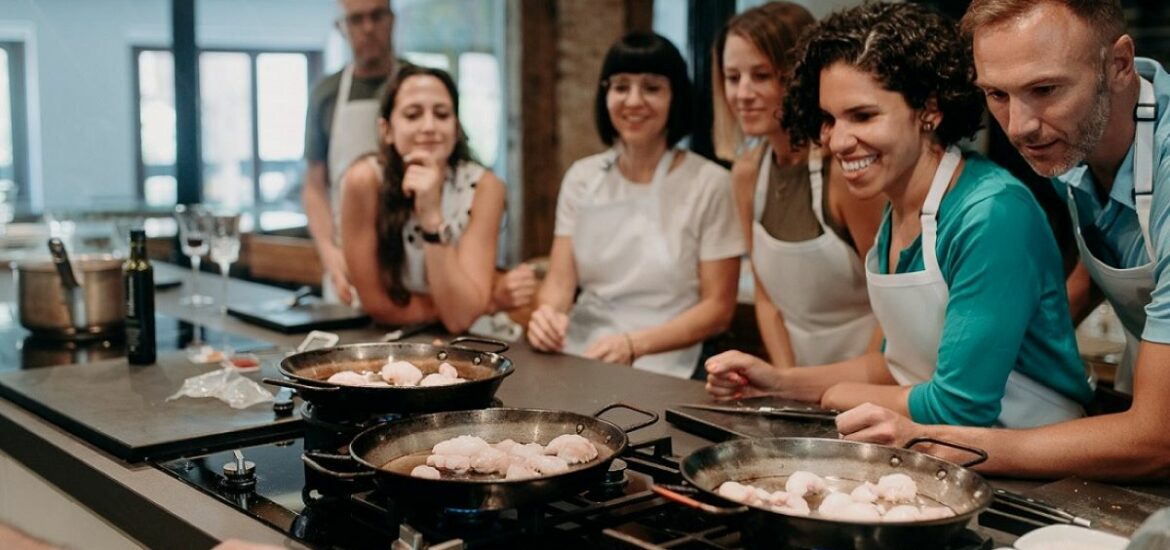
554 150 745 264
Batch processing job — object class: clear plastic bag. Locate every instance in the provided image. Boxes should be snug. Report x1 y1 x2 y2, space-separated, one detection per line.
1127 507 1170 549
166 367 274 409
469 312 523 342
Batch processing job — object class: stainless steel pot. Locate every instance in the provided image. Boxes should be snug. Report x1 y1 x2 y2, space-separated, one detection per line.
654 437 993 550
16 254 126 339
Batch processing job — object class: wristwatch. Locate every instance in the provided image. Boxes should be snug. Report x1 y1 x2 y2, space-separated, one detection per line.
421 222 455 245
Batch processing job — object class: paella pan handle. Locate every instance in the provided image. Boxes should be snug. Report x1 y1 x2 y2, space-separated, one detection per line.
449 335 509 354
263 379 341 395
904 437 989 468
593 402 659 434
261 377 340 394
301 451 375 479
651 485 749 516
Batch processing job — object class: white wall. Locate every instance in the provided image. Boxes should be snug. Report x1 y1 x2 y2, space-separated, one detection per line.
0 0 338 212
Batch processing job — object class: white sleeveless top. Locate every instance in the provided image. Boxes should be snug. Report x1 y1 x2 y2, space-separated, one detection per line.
368 156 483 294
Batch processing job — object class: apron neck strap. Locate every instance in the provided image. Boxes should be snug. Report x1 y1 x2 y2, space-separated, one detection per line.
753 145 772 222
1133 76 1157 260
608 145 675 187
808 147 828 227
337 64 355 107
921 146 962 217
919 146 963 274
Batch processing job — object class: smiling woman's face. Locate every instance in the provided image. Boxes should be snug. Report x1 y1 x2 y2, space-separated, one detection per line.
818 62 937 200
721 33 783 137
381 74 457 162
605 72 673 148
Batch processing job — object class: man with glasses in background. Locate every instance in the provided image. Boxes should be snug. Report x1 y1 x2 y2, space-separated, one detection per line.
303 0 397 304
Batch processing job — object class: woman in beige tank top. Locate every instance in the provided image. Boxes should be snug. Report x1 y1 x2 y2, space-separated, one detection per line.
706 2 886 397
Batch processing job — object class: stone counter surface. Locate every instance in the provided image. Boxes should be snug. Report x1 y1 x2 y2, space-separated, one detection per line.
0 265 1163 549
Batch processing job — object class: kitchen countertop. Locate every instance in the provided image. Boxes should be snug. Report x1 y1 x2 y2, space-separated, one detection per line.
0 265 716 548
0 264 1164 548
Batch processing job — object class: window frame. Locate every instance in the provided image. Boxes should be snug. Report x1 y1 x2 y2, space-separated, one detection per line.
131 45 323 209
1 40 30 211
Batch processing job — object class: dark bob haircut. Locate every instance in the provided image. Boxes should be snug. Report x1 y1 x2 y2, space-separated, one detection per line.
781 2 983 149
595 32 693 147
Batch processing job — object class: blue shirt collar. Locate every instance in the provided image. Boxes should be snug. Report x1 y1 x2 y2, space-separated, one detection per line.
1057 57 1165 212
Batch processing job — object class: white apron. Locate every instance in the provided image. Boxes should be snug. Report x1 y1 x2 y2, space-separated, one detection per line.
564 149 702 378
323 64 381 303
866 147 1084 428
1067 77 1157 394
751 146 876 365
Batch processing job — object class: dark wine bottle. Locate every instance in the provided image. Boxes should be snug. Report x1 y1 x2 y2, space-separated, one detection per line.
124 229 156 364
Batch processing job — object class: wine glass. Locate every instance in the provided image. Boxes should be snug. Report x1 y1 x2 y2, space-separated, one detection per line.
174 204 213 307
209 213 242 354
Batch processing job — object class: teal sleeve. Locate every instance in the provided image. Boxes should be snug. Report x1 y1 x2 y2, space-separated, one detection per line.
1140 126 1170 343
907 191 1045 426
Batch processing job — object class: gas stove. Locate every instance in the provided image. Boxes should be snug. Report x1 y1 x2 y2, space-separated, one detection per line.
153 431 1012 550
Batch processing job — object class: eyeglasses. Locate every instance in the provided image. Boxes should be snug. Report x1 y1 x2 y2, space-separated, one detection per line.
336 7 392 33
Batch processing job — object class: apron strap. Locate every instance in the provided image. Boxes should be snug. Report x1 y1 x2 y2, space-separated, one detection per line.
808 147 828 227
753 145 771 222
329 64 355 144
1134 76 1157 261
920 146 963 274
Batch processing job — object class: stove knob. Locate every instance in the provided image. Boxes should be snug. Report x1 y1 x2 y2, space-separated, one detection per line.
222 450 257 490
605 458 628 484
273 388 295 416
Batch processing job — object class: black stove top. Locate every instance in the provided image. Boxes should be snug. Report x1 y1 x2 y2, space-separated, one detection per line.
153 433 1012 550
0 311 271 371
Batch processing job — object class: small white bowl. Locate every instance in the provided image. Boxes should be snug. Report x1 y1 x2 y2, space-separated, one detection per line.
1013 525 1129 550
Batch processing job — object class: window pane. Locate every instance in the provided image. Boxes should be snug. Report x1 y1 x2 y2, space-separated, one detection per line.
458 52 499 166
257 53 307 161
145 175 177 207
199 51 253 209
138 50 177 168
256 53 308 207
403 52 450 71
0 47 12 181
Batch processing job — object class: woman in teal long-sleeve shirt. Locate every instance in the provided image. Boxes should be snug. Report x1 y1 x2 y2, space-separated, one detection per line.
704 2 1093 428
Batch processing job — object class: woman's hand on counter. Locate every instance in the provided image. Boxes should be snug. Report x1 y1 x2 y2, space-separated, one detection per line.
492 264 538 311
583 333 635 365
704 350 782 400
528 304 568 352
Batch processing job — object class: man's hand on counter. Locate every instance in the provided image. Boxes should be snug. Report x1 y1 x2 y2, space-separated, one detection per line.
321 245 354 305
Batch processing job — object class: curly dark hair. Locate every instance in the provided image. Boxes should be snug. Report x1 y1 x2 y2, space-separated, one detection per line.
375 64 475 306
781 2 983 149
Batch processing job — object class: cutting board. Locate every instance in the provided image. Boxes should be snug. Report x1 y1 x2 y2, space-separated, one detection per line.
0 350 302 462
1027 478 1170 537
665 396 838 441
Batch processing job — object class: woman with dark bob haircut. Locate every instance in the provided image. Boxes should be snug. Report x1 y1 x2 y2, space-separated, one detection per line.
528 32 744 379
339 65 507 333
708 2 1094 429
